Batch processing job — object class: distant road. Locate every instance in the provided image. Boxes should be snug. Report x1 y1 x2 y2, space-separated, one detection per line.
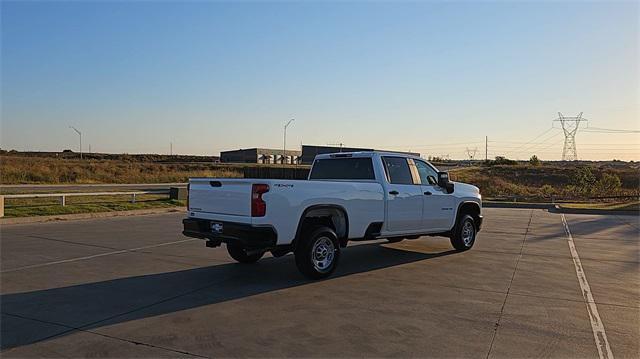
0 183 187 194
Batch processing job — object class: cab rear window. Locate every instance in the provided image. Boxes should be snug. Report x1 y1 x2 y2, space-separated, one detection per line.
309 158 375 180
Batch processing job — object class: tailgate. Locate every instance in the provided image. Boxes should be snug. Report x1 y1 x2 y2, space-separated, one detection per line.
188 179 252 216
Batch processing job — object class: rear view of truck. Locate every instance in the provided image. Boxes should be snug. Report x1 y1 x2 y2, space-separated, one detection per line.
183 179 277 263
182 169 385 279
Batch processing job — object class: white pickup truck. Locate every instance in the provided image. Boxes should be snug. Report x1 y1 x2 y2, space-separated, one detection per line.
183 151 482 279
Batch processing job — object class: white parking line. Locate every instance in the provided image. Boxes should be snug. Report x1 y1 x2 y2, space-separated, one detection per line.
562 214 614 359
1 238 198 273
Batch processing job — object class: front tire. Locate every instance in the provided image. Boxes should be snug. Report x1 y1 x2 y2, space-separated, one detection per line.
295 226 340 279
227 243 264 263
450 214 476 251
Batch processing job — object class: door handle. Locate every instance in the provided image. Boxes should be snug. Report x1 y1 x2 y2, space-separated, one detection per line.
389 190 399 195
424 191 432 195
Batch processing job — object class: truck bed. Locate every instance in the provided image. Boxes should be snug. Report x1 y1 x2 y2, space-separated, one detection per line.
188 178 385 245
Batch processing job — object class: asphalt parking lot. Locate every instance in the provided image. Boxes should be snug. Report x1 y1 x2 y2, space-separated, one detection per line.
1 208 638 358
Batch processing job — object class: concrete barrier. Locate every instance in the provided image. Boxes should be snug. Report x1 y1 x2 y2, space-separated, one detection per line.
170 187 188 200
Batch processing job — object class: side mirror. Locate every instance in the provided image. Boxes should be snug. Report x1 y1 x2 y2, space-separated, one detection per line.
437 172 449 187
437 171 455 194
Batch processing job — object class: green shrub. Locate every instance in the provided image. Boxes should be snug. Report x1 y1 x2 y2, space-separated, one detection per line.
571 166 596 194
488 156 517 166
529 155 541 166
539 184 555 197
595 173 622 195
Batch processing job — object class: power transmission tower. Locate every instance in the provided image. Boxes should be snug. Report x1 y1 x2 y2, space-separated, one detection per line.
554 112 587 161
466 147 478 164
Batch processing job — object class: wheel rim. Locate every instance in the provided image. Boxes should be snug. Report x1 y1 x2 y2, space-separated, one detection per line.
311 236 335 273
462 220 475 247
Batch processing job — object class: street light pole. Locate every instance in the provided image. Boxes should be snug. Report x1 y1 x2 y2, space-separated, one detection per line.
283 118 295 165
69 126 82 159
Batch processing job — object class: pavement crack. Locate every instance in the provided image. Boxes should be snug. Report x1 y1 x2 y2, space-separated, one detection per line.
61 270 248 345
369 273 639 310
29 235 205 268
473 247 639 265
1 238 197 273
613 215 640 230
28 235 120 251
80 329 208 358
485 209 533 359
1 312 206 358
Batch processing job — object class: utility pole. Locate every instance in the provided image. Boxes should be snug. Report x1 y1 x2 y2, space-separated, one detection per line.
69 126 82 160
328 142 344 152
283 119 295 166
485 136 488 161
554 112 587 161
170 142 173 156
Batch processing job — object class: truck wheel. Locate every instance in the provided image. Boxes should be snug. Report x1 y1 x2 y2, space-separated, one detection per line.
295 226 340 279
450 214 476 251
227 243 264 263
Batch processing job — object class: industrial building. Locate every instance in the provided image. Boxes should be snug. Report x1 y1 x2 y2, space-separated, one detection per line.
300 145 373 164
300 145 419 164
221 145 420 165
220 148 302 164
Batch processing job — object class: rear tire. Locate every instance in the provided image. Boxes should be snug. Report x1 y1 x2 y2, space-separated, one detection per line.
450 214 476 251
227 243 264 263
295 226 340 279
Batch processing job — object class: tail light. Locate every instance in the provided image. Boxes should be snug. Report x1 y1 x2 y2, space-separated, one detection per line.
251 183 269 217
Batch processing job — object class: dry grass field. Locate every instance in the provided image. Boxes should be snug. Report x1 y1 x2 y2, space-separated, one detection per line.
5 195 185 217
0 155 243 184
449 163 639 200
2 153 638 203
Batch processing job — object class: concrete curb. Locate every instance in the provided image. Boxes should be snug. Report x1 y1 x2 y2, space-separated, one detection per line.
483 201 554 209
1 207 187 225
484 202 639 216
549 205 639 217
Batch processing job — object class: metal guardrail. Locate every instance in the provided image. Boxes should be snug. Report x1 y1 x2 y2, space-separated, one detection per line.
0 190 169 218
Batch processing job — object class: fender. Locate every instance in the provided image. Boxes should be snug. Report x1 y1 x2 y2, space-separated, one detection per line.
452 200 482 231
293 204 350 249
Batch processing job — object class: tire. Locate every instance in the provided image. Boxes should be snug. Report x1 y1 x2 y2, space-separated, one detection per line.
226 243 264 263
450 214 476 251
386 237 404 243
295 226 340 279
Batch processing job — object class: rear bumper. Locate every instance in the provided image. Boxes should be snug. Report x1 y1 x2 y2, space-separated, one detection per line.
182 218 277 250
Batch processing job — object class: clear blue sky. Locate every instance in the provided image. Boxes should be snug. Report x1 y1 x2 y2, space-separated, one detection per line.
2 1 638 160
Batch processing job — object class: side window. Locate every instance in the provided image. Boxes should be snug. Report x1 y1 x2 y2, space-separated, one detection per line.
382 157 414 185
415 160 438 185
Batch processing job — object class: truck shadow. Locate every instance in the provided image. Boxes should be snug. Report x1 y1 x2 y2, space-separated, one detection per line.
1 243 457 350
